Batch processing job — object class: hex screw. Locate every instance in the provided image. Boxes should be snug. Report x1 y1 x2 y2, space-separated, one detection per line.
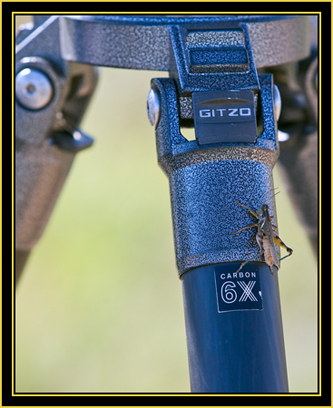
147 87 161 128
16 68 53 110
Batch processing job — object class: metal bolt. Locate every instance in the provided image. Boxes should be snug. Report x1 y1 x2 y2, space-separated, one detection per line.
16 68 53 110
278 130 290 142
147 87 161 128
273 84 281 122
273 85 290 142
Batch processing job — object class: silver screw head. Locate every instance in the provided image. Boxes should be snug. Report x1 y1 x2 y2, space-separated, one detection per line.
147 87 161 128
16 68 53 110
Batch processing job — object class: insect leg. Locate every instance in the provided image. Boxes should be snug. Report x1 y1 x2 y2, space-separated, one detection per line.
235 259 257 274
273 234 293 258
259 231 277 275
279 253 292 262
255 229 264 253
273 234 293 253
233 229 264 274
235 201 259 219
230 223 259 235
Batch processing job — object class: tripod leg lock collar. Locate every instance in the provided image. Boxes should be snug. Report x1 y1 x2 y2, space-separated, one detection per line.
152 76 280 276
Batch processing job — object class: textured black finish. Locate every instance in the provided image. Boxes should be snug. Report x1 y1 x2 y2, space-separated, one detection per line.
168 23 260 93
181 262 289 393
153 75 279 276
15 17 98 255
60 15 310 71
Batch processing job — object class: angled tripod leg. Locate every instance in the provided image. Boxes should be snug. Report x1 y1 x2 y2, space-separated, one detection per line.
15 16 98 282
263 47 318 257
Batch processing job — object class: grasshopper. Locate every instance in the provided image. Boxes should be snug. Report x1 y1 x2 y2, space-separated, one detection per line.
230 193 293 274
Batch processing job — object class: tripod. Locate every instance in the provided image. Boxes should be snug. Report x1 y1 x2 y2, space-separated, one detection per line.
15 14 318 393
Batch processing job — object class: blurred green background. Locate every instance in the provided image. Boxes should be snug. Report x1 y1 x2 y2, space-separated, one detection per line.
15 16 318 393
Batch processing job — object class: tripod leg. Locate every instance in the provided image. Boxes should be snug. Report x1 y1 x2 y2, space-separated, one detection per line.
15 17 99 282
152 75 288 392
264 52 318 257
15 250 30 283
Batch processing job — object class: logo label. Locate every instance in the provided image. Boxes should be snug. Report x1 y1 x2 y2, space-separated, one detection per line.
198 107 252 118
214 264 263 312
192 90 257 144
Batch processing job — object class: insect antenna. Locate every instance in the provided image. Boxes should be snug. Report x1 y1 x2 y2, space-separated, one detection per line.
261 187 280 206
